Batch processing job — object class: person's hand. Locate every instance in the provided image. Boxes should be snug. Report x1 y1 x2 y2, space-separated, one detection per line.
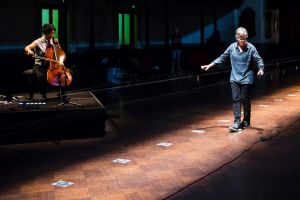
53 39 61 48
54 38 59 43
201 64 211 71
26 49 34 56
257 69 264 79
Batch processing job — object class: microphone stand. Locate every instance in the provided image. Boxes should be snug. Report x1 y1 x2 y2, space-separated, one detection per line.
54 65 81 108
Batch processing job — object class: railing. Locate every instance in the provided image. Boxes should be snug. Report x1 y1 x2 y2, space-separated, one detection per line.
68 56 300 106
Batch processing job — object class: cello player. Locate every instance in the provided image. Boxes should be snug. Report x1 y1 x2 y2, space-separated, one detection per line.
24 23 59 100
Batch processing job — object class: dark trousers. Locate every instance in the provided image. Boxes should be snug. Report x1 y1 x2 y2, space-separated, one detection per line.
23 64 47 98
230 82 252 124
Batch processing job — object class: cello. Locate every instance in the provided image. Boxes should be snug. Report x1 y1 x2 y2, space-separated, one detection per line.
43 38 72 87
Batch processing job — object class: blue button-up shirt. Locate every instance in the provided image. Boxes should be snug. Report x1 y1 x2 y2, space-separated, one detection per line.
212 42 264 84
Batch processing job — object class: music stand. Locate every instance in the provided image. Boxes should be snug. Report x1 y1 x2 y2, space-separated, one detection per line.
54 67 81 108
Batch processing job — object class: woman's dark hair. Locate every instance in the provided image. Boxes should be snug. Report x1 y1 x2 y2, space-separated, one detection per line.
42 24 56 35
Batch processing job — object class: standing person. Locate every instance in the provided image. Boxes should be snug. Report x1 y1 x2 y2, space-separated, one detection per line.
201 27 264 132
171 27 182 73
24 23 59 100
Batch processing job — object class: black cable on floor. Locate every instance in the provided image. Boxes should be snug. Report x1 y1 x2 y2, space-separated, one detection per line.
162 118 300 200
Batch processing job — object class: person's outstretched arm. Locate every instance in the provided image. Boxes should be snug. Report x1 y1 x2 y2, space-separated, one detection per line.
201 63 215 71
252 46 264 78
201 44 232 71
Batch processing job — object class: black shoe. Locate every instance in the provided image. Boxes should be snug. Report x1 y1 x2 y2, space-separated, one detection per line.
27 93 34 100
229 122 242 132
241 121 250 129
42 94 47 101
62 96 70 103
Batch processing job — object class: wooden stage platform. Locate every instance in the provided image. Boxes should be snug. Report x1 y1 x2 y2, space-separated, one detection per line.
0 90 107 144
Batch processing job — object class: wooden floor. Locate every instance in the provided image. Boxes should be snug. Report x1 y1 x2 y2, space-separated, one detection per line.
0 79 300 199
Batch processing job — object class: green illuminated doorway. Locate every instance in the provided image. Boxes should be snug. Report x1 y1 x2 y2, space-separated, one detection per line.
42 8 59 39
118 13 130 46
118 12 137 48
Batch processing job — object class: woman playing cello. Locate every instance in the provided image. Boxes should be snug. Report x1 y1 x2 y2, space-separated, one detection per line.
25 23 71 103
24 23 58 100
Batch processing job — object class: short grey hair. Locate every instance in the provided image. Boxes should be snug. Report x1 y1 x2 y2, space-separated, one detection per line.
235 27 248 40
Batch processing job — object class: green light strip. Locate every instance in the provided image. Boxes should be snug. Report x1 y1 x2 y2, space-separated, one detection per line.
124 14 130 45
118 13 123 45
52 9 59 39
42 9 50 26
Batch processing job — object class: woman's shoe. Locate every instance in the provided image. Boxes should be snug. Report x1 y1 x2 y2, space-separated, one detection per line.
229 122 242 132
